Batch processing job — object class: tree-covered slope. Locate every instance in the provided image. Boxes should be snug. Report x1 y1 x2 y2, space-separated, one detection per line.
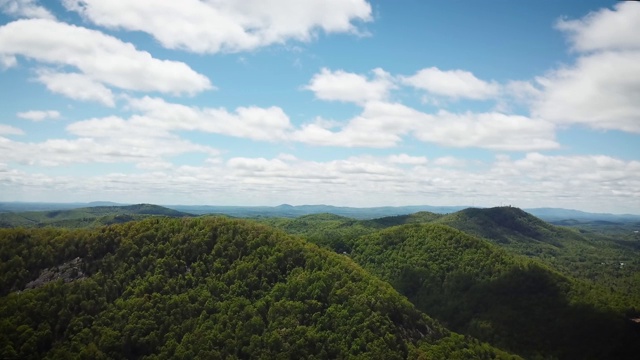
259 213 379 254
433 207 582 246
429 207 640 305
348 223 640 359
0 217 516 359
0 204 192 229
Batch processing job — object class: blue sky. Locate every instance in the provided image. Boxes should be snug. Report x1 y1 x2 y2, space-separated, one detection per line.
1 0 639 213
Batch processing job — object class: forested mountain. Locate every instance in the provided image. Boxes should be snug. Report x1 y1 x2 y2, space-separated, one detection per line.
0 217 516 359
5 202 639 223
0 204 192 229
263 210 640 359
166 204 468 219
2 205 639 359
430 207 640 305
347 224 640 359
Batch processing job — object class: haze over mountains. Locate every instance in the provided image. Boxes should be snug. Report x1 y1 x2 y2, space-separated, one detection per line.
2 202 640 223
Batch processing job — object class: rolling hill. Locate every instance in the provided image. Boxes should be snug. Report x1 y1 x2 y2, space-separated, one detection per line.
261 210 640 358
360 207 640 309
0 217 516 359
347 223 640 359
0 204 193 228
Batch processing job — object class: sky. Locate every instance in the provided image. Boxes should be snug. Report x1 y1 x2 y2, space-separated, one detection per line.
0 0 639 213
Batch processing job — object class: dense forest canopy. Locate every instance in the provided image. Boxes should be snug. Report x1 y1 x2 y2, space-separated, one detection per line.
1 204 639 359
0 216 517 359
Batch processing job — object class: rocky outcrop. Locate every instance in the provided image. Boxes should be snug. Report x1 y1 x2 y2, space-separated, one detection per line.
24 257 86 290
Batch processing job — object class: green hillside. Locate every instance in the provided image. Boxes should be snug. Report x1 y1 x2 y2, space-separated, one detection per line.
433 207 583 246
260 211 640 358
348 223 640 359
430 207 640 304
259 213 379 254
0 217 516 359
0 204 192 229
361 207 640 306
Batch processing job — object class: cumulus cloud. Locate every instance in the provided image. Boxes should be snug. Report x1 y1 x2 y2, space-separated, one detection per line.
0 130 218 167
2 152 638 213
305 68 395 104
533 2 640 133
294 100 557 151
556 2 640 52
35 71 116 107
0 54 17 69
401 67 500 100
414 111 558 151
0 18 212 104
534 52 640 132
293 101 418 147
387 154 428 165
0 0 55 19
0 124 24 135
63 0 372 53
17 109 60 121
126 96 293 141
490 153 640 210
433 156 467 168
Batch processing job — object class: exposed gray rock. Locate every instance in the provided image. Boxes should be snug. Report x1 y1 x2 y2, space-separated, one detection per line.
24 257 86 290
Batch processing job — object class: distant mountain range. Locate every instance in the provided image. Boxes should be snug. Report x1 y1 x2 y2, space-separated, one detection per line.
1 201 639 222
0 204 191 228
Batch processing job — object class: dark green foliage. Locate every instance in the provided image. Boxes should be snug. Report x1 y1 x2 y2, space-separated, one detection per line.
252 207 640 358
434 206 585 245
348 223 640 359
0 217 515 359
366 212 444 228
429 207 640 308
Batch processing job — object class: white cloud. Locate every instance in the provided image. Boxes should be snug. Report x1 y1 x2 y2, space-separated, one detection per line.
293 101 418 147
504 80 542 103
490 153 640 209
305 68 395 104
0 124 24 135
0 0 55 20
0 132 218 167
433 156 467 168
534 51 640 132
387 154 428 165
533 3 640 133
16 109 60 121
2 152 638 213
0 54 16 69
401 67 500 100
63 0 372 53
66 115 171 140
556 2 640 52
414 111 558 151
126 96 293 141
36 71 116 107
228 157 290 172
293 101 557 151
0 18 212 103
